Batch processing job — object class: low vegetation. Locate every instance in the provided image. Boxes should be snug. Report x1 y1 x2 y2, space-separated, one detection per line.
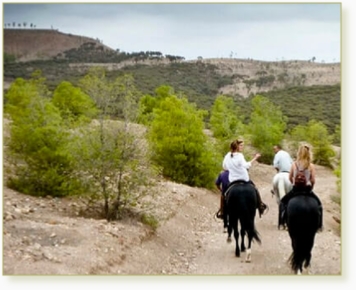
4 69 340 218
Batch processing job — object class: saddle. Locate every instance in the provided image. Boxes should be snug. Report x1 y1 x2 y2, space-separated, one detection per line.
278 187 323 230
224 180 249 200
216 180 249 220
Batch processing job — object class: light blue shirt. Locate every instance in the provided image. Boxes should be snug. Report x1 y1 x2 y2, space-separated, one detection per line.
273 150 293 172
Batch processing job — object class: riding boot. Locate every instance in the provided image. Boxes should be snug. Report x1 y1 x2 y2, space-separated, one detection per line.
220 195 224 215
278 201 287 229
248 180 267 218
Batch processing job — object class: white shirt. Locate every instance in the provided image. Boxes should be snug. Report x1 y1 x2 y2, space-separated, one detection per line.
273 150 293 172
222 152 251 182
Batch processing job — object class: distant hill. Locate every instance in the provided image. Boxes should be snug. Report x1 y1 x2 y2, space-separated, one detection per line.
3 29 341 140
3 28 340 97
4 28 113 62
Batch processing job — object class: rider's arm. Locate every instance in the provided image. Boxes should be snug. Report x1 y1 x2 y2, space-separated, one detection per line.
309 164 316 189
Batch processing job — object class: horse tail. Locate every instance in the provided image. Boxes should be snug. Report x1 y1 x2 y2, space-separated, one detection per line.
287 196 319 273
242 212 262 245
287 233 314 273
252 228 262 245
278 175 286 201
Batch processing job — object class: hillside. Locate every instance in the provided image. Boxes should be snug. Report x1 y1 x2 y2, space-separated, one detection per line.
3 29 340 97
3 29 341 136
202 58 340 98
3 29 113 62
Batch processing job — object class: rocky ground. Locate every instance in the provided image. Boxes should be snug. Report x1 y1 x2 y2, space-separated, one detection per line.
2 162 341 279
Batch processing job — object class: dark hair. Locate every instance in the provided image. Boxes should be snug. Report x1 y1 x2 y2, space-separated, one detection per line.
230 139 244 157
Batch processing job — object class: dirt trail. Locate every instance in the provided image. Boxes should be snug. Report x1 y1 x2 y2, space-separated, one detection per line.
116 164 341 275
2 163 341 277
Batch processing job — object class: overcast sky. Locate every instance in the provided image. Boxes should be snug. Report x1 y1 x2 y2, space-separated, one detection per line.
2 1 341 63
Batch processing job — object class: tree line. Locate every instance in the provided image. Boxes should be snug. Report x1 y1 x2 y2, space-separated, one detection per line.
4 22 37 28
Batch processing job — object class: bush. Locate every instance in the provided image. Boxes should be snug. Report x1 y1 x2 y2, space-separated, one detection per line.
148 92 219 188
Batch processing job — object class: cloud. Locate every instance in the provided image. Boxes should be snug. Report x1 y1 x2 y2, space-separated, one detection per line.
2 2 341 62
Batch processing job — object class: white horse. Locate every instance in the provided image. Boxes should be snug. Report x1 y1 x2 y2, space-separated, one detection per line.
272 172 292 205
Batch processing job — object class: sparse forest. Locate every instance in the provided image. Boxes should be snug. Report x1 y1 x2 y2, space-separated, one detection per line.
3 65 340 225
3 28 341 227
4 59 340 143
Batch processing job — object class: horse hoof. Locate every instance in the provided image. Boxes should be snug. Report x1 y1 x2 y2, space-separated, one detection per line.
227 237 232 243
245 249 251 262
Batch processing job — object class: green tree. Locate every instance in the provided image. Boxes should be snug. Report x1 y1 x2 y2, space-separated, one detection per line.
148 92 218 187
52 81 98 126
306 120 335 167
247 95 287 163
138 85 175 125
333 124 341 146
4 75 79 197
209 95 245 139
76 68 156 220
209 95 245 157
290 120 336 166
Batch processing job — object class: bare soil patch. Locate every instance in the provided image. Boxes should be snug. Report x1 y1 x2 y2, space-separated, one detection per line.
2 162 341 276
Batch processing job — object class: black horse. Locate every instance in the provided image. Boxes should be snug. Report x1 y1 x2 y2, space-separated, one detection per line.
226 182 261 262
286 194 322 274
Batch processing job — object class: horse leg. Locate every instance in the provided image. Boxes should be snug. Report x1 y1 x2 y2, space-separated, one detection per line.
244 229 254 263
230 219 240 257
240 229 246 252
227 224 232 243
234 229 240 257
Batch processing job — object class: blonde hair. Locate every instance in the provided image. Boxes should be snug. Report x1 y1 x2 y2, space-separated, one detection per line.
296 144 312 169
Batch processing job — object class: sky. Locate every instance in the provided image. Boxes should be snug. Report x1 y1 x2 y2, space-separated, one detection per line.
2 1 341 63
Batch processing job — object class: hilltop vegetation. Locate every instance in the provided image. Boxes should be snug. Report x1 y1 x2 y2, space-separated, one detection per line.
4 59 340 139
239 84 340 134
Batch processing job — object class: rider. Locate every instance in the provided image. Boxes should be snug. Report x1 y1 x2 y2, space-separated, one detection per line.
215 170 230 231
279 144 323 230
271 144 293 196
222 139 268 218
